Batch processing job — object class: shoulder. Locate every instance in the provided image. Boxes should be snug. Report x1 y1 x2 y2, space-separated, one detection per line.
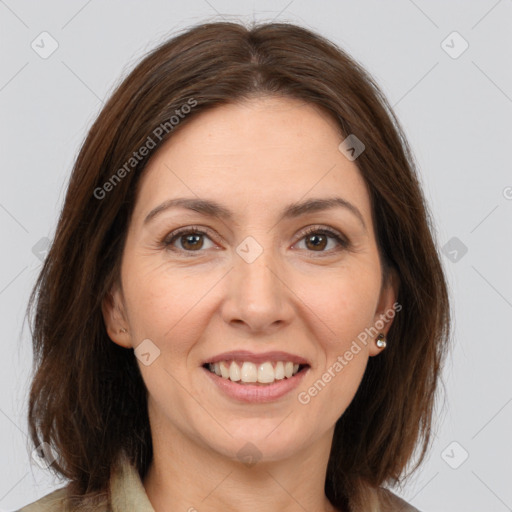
17 487 69 512
17 485 110 512
377 487 421 512
16 449 138 512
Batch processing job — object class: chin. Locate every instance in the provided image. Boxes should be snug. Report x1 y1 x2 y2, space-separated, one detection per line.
198 422 310 464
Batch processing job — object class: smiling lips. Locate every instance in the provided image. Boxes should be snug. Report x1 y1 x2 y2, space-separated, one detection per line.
207 360 303 384
202 350 310 386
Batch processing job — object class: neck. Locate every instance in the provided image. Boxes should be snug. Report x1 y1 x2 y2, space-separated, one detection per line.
142 406 340 512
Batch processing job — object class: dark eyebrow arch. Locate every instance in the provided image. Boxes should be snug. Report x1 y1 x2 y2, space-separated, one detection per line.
144 196 366 231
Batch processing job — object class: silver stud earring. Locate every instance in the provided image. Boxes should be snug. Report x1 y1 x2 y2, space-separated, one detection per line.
119 328 128 334
376 333 387 349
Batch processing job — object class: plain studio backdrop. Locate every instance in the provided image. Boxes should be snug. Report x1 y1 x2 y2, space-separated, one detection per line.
1 1 511 511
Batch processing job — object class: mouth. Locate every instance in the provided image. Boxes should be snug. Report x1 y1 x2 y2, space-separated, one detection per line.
202 360 310 385
200 350 311 402
202 358 310 403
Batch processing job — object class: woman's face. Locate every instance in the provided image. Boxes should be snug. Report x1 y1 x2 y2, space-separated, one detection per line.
104 96 398 463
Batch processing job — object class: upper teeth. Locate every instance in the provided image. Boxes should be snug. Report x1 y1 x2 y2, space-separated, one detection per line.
208 361 301 384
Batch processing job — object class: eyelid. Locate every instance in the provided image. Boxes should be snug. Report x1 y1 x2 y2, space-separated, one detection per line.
298 225 348 244
294 225 350 254
162 225 219 250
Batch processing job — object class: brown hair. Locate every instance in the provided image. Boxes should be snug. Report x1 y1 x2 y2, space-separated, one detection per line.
25 20 451 511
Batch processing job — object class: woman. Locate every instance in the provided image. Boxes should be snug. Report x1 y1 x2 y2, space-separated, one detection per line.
20 20 450 512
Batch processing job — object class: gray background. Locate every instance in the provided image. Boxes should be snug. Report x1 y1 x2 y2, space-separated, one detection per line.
1 1 511 511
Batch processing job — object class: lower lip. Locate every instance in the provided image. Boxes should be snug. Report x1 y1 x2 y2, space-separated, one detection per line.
202 366 309 403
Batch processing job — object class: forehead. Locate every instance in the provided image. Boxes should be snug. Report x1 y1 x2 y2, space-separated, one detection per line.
132 96 372 227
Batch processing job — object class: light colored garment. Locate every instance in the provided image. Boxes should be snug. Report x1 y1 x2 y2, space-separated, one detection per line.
18 451 153 512
18 451 420 511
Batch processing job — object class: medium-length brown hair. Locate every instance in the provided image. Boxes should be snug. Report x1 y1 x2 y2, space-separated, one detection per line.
25 20 451 511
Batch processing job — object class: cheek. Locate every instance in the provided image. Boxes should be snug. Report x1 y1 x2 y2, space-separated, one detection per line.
123 267 209 426
120 258 205 358
305 273 380 415
296 284 374 422
121 259 238 392
305 269 381 347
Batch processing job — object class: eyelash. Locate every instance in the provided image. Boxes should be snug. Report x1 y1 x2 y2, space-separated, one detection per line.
161 225 350 257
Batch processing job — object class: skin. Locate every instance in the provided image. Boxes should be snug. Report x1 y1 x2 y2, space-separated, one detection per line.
102 95 399 512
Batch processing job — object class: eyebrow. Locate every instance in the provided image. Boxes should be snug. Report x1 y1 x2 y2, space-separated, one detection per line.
144 196 367 231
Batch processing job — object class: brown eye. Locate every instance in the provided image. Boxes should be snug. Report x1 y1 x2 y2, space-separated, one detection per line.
297 226 349 254
304 232 328 251
163 227 216 254
179 233 204 251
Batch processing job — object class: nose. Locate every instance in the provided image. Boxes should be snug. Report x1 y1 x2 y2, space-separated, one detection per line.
220 244 295 334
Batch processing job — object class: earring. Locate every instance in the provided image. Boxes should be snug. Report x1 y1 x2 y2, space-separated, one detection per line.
376 333 387 349
119 328 128 334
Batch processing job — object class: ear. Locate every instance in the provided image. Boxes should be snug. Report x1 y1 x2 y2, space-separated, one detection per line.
369 266 400 357
101 280 132 349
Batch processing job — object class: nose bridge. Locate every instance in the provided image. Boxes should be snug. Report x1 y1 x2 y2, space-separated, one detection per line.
223 232 291 331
